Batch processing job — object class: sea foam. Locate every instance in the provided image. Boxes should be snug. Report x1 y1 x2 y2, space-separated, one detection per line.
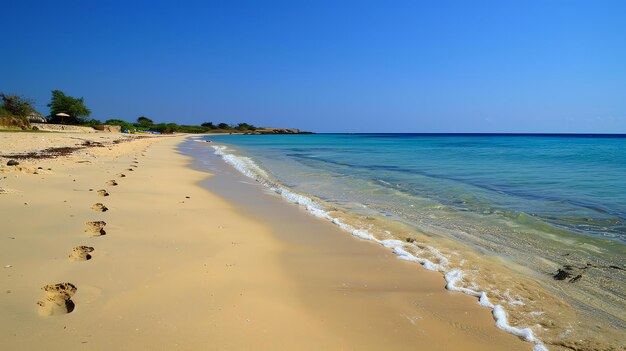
211 144 549 351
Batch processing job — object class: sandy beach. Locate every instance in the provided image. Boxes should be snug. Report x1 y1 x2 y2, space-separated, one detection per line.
0 131 532 350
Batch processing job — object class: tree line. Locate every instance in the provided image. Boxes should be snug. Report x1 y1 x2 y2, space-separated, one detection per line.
104 117 257 134
0 90 258 134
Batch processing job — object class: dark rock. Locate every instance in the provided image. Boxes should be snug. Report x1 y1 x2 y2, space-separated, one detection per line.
554 269 571 280
6 160 19 166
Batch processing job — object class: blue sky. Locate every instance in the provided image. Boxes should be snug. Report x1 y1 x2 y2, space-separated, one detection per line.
2 0 625 132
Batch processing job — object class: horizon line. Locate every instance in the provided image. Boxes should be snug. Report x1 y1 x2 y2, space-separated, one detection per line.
308 132 626 137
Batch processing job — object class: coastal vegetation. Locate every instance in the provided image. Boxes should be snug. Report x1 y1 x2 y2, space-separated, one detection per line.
103 117 260 134
0 93 37 130
47 90 91 124
41 90 264 133
1 90 307 134
0 93 35 118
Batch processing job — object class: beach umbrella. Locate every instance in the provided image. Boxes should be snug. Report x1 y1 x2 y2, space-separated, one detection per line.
56 112 70 123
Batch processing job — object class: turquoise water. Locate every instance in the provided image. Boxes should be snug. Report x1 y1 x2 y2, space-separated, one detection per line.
206 133 626 244
200 133 626 349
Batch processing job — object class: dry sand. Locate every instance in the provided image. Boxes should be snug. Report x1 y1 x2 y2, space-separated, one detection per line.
0 132 531 350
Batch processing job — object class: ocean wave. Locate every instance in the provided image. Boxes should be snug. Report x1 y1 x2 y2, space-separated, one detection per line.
211 144 549 351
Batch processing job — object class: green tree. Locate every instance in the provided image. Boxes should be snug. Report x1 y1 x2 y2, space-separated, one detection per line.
201 122 216 129
217 122 231 130
136 116 154 128
152 123 178 134
47 90 91 124
82 118 102 127
0 93 35 117
236 122 256 131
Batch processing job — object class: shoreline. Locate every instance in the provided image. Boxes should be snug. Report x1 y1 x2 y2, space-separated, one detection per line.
200 136 625 351
186 138 534 350
200 141 550 350
2 132 529 350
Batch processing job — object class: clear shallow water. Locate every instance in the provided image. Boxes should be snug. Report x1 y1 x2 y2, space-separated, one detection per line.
200 133 626 350
206 133 626 243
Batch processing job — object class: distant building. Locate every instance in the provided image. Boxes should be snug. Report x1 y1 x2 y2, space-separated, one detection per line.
27 111 47 123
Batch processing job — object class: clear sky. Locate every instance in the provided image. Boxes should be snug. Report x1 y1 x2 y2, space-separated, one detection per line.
2 0 625 133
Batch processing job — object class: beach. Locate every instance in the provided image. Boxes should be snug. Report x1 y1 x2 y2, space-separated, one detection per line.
0 132 533 350
4 0 624 349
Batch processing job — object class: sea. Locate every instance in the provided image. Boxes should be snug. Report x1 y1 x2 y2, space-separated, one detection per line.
192 133 626 351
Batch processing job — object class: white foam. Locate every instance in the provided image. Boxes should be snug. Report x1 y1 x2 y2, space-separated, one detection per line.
213 146 332 221
211 144 550 351
445 269 548 350
381 239 404 248
426 246 449 267
386 241 445 271
479 292 493 307
445 269 481 297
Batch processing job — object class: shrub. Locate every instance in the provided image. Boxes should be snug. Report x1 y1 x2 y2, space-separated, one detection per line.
0 94 34 117
104 119 134 131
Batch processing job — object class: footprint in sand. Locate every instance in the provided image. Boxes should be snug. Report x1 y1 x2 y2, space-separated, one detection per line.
69 246 94 261
91 203 108 212
37 283 77 316
0 187 17 194
127 168 134 172
97 189 109 197
106 180 118 186
85 221 106 236
118 173 126 178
